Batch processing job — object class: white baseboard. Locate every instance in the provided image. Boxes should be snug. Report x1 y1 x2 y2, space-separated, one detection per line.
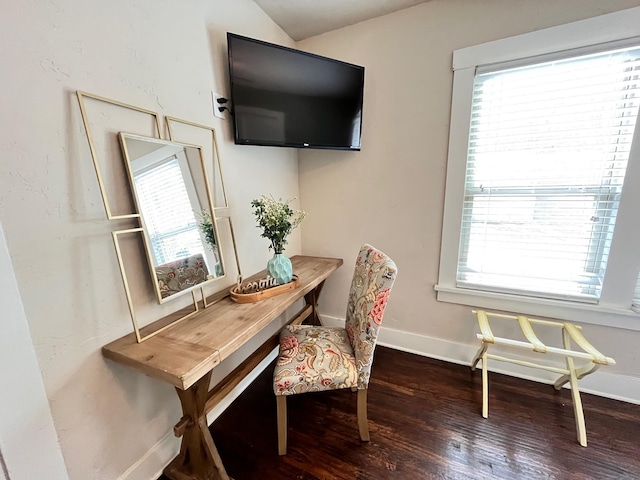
124 316 639 480
119 349 279 480
117 431 179 480
321 314 640 405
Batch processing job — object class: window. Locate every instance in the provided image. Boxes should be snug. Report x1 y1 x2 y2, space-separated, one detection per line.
437 8 640 329
134 157 205 266
459 47 639 301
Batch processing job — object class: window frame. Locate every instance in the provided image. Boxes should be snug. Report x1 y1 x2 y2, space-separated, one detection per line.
435 7 640 331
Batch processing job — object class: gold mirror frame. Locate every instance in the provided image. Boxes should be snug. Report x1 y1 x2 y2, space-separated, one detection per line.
77 91 242 342
118 133 227 304
165 116 244 302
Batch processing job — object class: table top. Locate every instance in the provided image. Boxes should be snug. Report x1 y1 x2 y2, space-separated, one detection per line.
102 255 343 390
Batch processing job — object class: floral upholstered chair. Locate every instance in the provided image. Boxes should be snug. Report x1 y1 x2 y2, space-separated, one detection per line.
273 244 397 455
155 253 209 298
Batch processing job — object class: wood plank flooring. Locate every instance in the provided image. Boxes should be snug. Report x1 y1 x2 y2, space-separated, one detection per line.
160 347 640 480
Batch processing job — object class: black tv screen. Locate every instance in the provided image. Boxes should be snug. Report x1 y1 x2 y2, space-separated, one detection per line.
227 33 364 150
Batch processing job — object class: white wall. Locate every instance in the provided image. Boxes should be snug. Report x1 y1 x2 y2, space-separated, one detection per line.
298 0 640 403
0 1 300 479
0 220 68 479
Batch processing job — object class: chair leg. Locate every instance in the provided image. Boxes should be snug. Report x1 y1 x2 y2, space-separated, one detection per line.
357 388 370 442
276 395 287 455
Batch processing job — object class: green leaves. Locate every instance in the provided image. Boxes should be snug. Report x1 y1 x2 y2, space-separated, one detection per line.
198 210 216 249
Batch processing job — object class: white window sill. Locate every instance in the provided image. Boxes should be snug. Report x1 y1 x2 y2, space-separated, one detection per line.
434 284 640 332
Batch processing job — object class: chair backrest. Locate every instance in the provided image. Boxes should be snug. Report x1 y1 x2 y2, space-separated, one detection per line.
155 253 209 298
345 244 397 388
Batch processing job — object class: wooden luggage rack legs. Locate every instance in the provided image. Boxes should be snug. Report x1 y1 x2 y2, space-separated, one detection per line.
470 309 615 447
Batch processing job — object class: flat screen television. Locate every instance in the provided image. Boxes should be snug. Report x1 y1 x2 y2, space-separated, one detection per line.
227 33 365 151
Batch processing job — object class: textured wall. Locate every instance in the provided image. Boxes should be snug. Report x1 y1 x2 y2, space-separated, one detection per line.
0 221 68 479
0 1 299 478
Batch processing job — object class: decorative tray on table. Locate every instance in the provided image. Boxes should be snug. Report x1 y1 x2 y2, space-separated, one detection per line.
230 275 299 304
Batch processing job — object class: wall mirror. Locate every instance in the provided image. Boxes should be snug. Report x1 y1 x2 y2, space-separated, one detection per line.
118 133 225 303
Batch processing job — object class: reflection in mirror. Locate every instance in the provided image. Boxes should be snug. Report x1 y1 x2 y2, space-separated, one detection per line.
118 133 225 302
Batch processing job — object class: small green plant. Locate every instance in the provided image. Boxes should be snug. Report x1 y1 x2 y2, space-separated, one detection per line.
198 210 217 250
251 195 307 253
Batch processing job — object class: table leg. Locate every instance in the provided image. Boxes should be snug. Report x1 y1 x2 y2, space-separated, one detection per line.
164 372 230 480
304 280 326 326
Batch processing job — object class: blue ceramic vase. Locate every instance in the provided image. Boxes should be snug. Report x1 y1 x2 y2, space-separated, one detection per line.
267 253 293 285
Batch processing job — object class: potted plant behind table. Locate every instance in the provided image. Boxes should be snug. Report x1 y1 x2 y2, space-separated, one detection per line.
198 210 223 277
251 195 306 285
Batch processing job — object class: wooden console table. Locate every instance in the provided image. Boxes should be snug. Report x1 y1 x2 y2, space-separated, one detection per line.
103 255 343 480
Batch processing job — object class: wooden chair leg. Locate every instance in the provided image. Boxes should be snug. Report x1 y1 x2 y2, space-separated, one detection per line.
357 388 370 442
481 351 489 419
276 395 287 455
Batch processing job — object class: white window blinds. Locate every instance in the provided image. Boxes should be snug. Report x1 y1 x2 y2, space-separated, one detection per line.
458 46 640 302
134 158 205 266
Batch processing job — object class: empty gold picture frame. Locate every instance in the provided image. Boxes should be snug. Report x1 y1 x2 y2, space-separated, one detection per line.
76 91 162 220
111 228 200 343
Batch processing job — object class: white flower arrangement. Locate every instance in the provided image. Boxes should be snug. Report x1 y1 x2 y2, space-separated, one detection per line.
250 195 307 253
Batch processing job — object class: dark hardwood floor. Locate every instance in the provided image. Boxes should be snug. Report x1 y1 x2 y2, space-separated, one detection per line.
161 347 640 480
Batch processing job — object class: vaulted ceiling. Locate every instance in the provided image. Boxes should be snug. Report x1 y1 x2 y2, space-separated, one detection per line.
253 0 433 41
